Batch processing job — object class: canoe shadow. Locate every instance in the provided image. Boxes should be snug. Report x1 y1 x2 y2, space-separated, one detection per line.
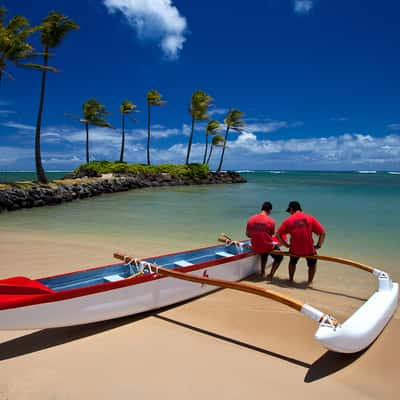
305 349 365 382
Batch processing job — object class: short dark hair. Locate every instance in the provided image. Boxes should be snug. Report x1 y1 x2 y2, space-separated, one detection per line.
286 201 302 213
261 201 272 212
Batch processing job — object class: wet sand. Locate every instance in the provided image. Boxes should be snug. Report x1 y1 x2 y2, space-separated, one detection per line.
0 231 399 399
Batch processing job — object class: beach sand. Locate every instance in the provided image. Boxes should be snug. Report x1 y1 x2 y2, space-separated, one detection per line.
0 231 399 399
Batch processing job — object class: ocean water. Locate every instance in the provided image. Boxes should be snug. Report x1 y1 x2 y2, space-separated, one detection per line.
0 171 68 183
1 170 400 284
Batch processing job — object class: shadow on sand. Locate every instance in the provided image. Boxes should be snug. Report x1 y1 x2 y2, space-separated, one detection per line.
305 349 365 382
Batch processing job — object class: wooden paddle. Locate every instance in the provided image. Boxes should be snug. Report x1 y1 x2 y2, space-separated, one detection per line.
218 233 375 274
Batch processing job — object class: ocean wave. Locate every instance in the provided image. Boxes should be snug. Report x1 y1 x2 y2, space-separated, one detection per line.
236 170 253 173
388 171 400 175
267 170 284 174
357 170 377 174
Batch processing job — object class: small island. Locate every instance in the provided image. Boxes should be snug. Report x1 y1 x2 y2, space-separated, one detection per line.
0 161 246 212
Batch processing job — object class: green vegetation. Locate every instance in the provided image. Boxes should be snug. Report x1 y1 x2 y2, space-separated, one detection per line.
119 100 139 163
0 8 55 82
34 11 79 183
207 134 225 166
187 90 213 165
74 161 210 179
217 109 245 172
203 119 221 164
146 89 166 165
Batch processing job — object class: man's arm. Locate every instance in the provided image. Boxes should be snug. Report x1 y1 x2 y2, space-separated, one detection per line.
312 217 326 249
315 231 326 249
276 231 289 248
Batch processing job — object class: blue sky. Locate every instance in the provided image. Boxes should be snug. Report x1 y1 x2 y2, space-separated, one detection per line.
0 0 399 171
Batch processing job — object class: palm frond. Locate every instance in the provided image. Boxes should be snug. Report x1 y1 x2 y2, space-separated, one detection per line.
40 11 79 49
16 62 59 72
190 90 213 121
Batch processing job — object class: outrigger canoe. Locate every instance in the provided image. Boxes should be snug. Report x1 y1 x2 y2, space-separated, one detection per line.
0 237 398 354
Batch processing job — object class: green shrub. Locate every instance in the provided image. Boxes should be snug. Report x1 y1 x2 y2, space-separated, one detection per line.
73 161 210 179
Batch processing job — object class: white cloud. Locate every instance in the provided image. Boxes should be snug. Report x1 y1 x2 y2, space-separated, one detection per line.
245 119 303 134
0 110 16 117
1 121 35 131
209 108 228 117
103 0 188 59
293 0 316 15
0 146 32 164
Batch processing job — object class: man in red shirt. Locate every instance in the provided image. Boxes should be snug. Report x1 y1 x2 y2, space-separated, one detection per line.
246 201 284 280
276 201 326 285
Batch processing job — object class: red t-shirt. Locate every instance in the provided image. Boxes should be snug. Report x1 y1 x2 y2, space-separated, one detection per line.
246 213 275 254
277 211 325 256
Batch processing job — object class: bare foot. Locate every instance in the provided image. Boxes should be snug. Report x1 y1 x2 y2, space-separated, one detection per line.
266 274 273 281
288 279 294 286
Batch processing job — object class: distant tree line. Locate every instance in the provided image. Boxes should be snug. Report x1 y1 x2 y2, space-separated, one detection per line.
0 8 245 183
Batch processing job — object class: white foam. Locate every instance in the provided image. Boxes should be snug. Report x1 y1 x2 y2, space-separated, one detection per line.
357 170 377 174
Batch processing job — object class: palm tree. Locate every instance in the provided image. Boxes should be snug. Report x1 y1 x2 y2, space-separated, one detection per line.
146 89 166 165
34 11 78 183
207 135 225 166
216 109 245 172
66 99 112 163
186 90 212 165
0 8 54 83
119 100 139 163
203 119 220 164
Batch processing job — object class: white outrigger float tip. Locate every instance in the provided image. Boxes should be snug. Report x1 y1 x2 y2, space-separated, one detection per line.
314 269 399 353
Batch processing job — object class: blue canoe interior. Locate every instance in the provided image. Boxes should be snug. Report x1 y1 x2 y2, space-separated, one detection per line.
38 242 251 292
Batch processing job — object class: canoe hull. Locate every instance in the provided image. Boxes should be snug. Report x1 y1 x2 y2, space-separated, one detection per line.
0 254 258 330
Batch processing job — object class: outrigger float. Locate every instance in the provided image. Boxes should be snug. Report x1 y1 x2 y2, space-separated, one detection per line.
0 234 398 354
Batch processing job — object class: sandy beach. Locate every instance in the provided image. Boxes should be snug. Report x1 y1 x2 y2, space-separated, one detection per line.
0 231 399 399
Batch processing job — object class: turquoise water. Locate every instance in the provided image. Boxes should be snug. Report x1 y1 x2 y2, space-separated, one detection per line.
1 171 399 280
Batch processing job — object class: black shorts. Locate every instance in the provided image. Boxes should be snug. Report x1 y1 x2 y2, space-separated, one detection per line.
289 256 317 268
261 252 284 264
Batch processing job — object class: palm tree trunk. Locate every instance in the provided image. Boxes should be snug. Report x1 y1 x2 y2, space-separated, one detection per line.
203 134 209 164
85 122 89 163
185 117 195 165
217 126 230 172
120 113 125 163
147 102 151 165
0 55 7 86
34 49 49 183
206 145 213 165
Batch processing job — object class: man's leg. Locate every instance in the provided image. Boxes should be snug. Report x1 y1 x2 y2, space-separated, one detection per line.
260 253 268 276
266 254 283 281
307 258 317 285
288 256 299 283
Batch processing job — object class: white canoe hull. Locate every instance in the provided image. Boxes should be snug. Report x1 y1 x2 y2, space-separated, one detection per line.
0 255 258 330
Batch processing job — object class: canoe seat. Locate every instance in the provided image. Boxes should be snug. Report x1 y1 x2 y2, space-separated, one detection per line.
104 274 124 283
216 251 234 258
174 260 193 267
